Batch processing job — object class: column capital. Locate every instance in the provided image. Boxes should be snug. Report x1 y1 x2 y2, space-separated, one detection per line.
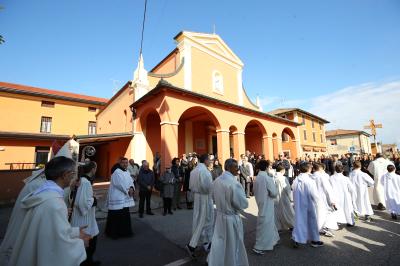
231 131 245 135
160 121 179 126
216 129 230 133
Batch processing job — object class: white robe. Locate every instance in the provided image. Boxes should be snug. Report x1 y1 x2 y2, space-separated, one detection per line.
330 173 356 224
350 169 374 216
292 173 320 244
107 168 135 210
69 177 99 237
0 139 79 265
367 158 394 205
189 163 214 247
208 171 249 266
310 171 338 231
381 172 400 214
253 171 279 250
9 186 86 266
274 172 295 230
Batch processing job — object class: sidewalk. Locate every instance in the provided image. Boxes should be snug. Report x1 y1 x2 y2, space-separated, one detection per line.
93 183 183 220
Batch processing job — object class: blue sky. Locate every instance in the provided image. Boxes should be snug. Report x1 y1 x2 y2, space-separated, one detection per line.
1 0 399 144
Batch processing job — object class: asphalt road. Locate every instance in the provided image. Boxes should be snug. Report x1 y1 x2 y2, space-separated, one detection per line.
1 196 400 266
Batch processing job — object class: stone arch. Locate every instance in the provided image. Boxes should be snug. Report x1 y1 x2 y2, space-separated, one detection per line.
138 107 162 165
229 125 239 159
178 106 222 156
281 127 297 160
244 120 267 156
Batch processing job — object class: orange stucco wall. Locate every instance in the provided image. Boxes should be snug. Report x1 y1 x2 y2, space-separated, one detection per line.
97 87 133 134
0 92 101 135
151 50 180 74
296 111 326 148
191 46 240 105
0 139 65 169
145 111 161 164
245 129 263 155
192 122 209 154
88 137 132 180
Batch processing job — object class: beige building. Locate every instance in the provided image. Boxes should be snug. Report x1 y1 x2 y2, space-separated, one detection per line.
326 129 372 156
269 108 329 158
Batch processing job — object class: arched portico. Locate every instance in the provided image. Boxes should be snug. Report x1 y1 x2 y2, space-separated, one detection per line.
137 108 162 167
244 120 267 156
281 127 297 160
178 106 221 156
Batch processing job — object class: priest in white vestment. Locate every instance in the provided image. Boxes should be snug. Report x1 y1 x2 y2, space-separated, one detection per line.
381 165 400 219
367 153 394 209
350 161 374 221
330 164 356 226
186 154 214 259
68 161 100 265
310 163 338 237
105 157 135 239
274 165 294 231
9 156 89 266
208 159 249 266
0 139 79 265
292 162 323 248
253 160 279 254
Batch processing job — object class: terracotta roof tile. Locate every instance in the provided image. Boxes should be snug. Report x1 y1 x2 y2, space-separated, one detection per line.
268 108 329 123
0 81 108 105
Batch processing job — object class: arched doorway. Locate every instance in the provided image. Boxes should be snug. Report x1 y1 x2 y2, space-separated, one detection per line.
281 127 297 159
140 109 161 166
178 106 221 157
244 120 266 156
229 125 238 159
272 132 278 160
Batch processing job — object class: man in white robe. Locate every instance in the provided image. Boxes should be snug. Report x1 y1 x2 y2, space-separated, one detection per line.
381 165 400 219
208 159 249 266
0 139 79 265
105 157 135 239
274 164 295 231
68 161 100 265
9 156 89 266
367 153 394 209
310 163 338 237
330 164 357 226
185 154 214 259
292 162 323 248
253 160 279 254
350 161 374 221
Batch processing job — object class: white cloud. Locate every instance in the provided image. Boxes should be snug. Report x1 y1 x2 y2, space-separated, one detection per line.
308 81 400 146
262 80 400 146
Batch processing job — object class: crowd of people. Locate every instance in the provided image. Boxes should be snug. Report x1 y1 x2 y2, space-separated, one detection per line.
183 151 400 265
1 137 399 266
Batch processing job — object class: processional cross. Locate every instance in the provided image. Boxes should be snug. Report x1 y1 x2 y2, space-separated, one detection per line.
364 119 382 143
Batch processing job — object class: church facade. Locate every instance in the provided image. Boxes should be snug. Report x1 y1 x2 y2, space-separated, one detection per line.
95 31 300 173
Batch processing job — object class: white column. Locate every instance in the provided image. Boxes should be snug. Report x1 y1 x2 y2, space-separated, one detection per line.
131 131 147 163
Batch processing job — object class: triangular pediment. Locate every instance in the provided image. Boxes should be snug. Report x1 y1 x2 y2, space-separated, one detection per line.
177 31 244 67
